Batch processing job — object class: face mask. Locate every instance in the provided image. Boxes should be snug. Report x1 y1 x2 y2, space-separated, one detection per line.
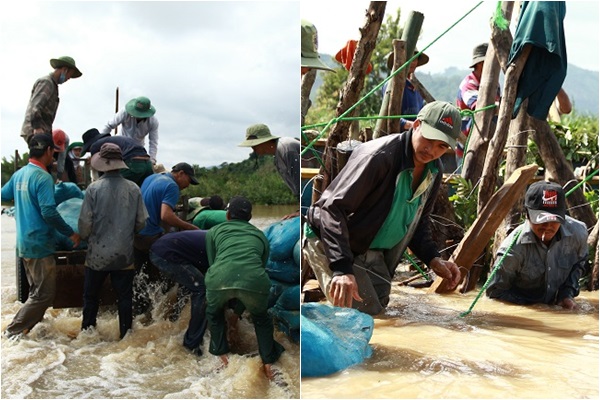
58 71 67 84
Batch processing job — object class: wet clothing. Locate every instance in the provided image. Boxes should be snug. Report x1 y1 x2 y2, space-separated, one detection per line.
306 130 442 276
138 173 180 237
101 110 159 163
78 170 147 338
5 256 57 336
82 267 135 339
192 209 227 230
1 162 74 258
276 137 301 199
20 73 59 142
89 136 154 186
205 219 284 364
486 216 588 305
78 171 148 272
150 230 210 352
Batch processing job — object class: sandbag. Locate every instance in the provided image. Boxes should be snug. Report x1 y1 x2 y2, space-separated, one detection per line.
54 181 84 205
292 239 300 268
263 216 300 261
55 197 87 250
301 303 374 377
276 284 300 311
265 258 299 284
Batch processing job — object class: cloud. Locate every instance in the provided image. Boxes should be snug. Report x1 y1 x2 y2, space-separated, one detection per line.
1 1 300 170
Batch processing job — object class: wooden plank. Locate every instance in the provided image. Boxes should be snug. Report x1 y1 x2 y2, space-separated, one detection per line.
428 164 539 294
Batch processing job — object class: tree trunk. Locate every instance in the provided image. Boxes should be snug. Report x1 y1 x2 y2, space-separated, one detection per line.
386 40 407 135
301 69 317 127
478 45 532 213
492 101 530 255
318 2 386 195
461 1 514 185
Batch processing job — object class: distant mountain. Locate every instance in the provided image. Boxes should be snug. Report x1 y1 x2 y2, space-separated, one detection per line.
310 55 599 116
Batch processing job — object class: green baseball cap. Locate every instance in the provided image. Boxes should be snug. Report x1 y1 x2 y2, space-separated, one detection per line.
417 101 461 149
301 20 334 72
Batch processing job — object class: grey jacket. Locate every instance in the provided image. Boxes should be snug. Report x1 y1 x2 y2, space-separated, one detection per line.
78 172 148 271
486 216 589 304
306 130 442 276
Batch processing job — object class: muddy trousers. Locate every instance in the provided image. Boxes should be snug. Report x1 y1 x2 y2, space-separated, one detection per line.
206 288 285 365
82 267 135 339
303 236 393 316
5 256 57 336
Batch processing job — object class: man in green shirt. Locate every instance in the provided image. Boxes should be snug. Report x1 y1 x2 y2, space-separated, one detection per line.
205 196 284 380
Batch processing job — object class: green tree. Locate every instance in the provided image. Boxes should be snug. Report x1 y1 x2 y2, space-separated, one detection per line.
1 154 29 186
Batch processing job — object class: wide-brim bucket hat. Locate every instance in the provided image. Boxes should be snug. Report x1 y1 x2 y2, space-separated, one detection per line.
50 56 82 78
301 19 335 72
126 96 156 118
91 143 129 172
469 43 489 68
81 128 110 155
238 123 280 147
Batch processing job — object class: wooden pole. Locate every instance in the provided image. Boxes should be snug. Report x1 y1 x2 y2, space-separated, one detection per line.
317 2 386 195
114 87 119 135
429 164 538 294
477 45 531 213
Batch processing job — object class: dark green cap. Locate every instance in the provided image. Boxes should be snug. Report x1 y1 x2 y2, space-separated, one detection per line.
417 101 461 149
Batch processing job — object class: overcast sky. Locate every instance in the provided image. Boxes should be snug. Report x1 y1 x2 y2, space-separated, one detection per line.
1 1 300 170
302 1 599 74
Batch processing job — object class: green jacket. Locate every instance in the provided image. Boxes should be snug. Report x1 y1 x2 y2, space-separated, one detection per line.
205 219 271 294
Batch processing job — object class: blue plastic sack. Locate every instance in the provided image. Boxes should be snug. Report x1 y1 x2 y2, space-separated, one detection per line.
292 239 300 268
265 258 299 284
276 285 300 311
54 182 84 205
301 303 374 377
55 197 87 250
263 216 300 261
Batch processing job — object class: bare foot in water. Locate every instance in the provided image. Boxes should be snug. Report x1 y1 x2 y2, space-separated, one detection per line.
219 354 229 367
263 363 274 380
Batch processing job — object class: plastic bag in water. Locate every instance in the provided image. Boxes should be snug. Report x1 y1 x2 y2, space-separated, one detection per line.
300 303 374 377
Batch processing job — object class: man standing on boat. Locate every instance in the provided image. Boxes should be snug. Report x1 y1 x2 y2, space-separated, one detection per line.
101 96 160 165
303 101 462 315
2 134 81 339
20 56 83 144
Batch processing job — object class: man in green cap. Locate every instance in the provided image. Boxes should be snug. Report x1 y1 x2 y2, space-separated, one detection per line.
239 123 300 219
303 101 463 315
301 19 334 75
101 96 160 165
20 56 83 144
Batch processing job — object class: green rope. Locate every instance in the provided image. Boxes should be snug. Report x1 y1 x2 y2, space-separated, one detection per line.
459 227 523 317
403 251 432 282
566 168 599 197
300 1 485 158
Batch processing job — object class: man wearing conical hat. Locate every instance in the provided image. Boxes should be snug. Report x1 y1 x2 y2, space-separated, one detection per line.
101 96 160 165
20 56 83 144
